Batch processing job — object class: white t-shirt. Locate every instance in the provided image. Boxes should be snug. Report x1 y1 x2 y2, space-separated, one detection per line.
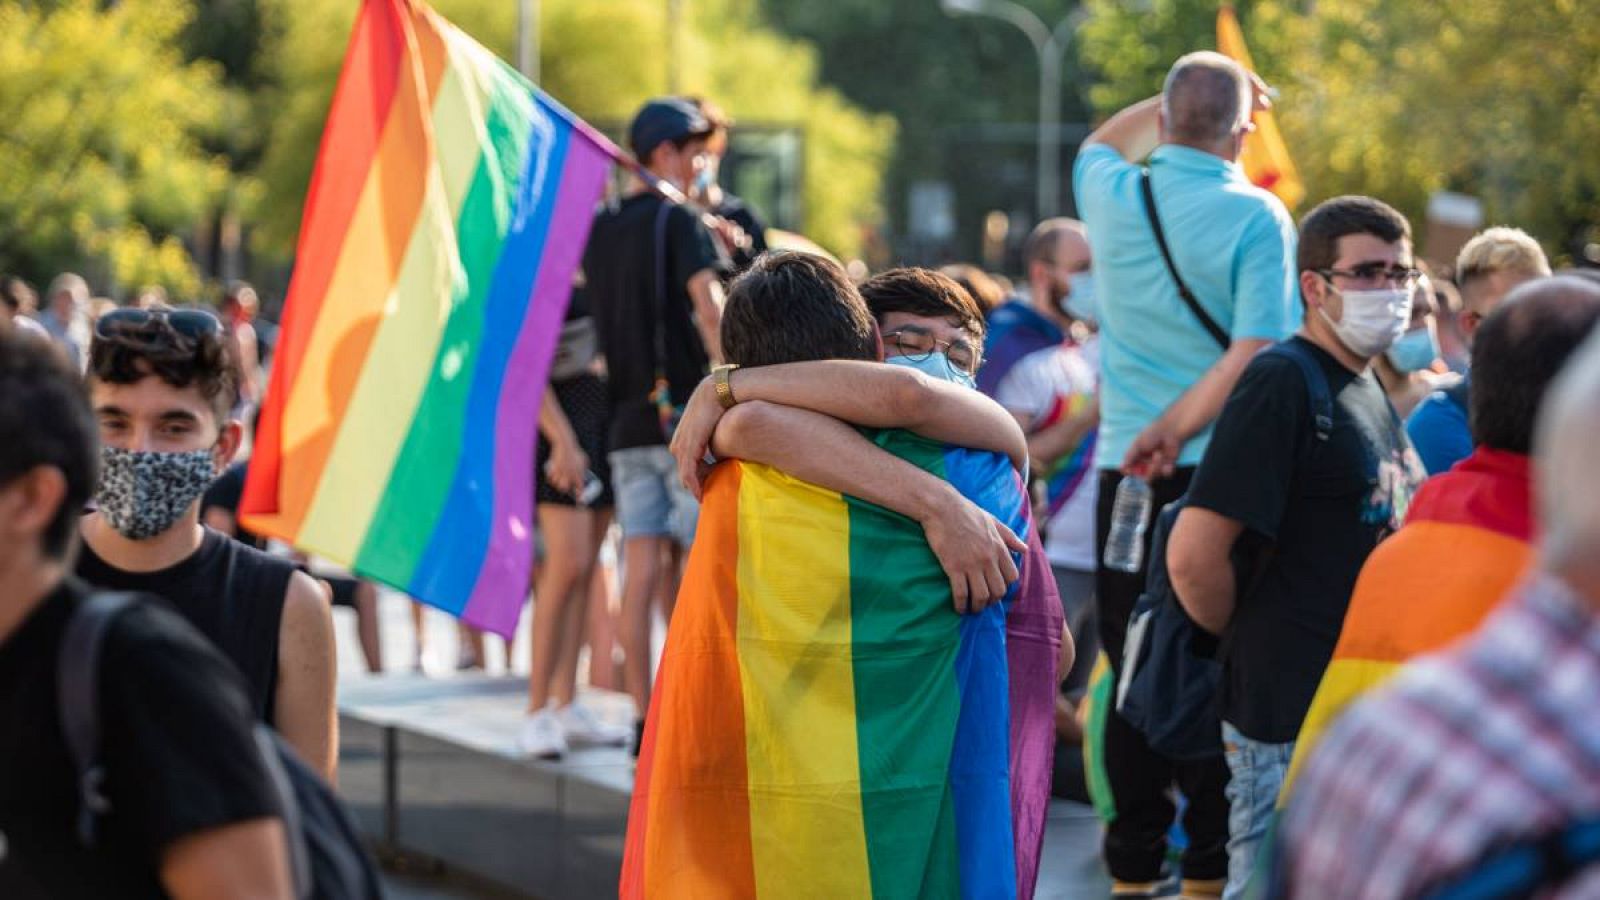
996 338 1100 571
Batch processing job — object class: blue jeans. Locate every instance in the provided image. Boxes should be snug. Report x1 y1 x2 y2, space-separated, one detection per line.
1221 722 1293 900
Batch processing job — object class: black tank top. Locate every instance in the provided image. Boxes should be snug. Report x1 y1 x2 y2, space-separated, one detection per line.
76 527 294 724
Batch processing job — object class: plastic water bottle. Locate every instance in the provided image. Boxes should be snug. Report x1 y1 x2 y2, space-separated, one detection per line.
1103 476 1153 573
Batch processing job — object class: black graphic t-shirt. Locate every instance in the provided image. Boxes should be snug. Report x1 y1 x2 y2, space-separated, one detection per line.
1186 336 1426 742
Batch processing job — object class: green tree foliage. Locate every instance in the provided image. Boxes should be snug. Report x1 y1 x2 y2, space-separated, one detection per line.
1077 0 1600 262
251 0 893 260
763 0 1092 254
0 0 237 295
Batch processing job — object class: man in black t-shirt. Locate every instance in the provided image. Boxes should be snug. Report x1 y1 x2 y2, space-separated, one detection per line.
1166 196 1428 898
0 327 291 899
585 97 726 741
76 307 336 779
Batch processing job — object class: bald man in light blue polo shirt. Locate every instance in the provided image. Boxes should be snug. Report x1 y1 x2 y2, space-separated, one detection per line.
1070 51 1297 899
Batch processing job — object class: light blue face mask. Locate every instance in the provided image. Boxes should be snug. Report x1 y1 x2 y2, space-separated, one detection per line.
692 162 717 198
1385 325 1439 373
886 351 977 390
1060 270 1098 325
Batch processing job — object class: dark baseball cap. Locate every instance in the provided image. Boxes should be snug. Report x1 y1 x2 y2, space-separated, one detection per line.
628 98 711 160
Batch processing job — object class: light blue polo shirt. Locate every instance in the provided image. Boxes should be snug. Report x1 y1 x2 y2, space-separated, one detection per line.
1073 142 1298 470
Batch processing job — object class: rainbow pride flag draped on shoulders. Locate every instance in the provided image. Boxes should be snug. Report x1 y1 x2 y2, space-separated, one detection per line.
241 0 617 637
1283 448 1535 795
624 430 1061 899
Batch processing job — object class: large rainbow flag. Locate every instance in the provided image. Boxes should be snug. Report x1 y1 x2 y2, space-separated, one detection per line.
240 0 617 637
623 431 1059 899
1282 448 1535 795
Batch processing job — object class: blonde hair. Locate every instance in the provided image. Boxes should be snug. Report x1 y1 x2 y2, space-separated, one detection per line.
1455 226 1552 286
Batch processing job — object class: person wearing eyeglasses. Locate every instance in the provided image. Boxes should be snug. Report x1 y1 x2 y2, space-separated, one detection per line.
73 306 338 781
1164 196 1429 898
667 263 1034 613
654 256 1067 897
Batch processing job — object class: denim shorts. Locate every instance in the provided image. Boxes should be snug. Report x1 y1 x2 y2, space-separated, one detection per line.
608 445 699 547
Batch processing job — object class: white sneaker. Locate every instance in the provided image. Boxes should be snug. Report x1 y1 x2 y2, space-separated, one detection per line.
517 708 567 759
556 701 631 747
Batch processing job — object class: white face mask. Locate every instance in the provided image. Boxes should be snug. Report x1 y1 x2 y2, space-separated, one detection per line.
1320 287 1412 359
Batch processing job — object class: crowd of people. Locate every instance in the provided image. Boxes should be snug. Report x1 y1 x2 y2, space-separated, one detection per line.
3 47 1599 900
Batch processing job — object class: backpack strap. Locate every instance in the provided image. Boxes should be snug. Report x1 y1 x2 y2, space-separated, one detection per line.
254 728 313 899
58 591 139 847
1260 342 1334 443
1140 169 1231 352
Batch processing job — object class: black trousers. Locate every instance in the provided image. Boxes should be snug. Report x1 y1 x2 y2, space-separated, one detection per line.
1094 467 1230 883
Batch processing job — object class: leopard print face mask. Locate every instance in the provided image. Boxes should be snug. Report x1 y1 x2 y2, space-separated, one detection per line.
96 447 218 540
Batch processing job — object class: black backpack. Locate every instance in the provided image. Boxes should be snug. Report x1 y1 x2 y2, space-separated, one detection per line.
59 592 385 900
1115 341 1333 760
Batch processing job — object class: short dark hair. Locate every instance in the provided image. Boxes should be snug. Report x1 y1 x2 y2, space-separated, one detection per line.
1 275 34 313
0 326 98 559
722 251 878 367
938 264 1005 314
1297 195 1412 275
1471 275 1600 453
860 267 986 341
87 314 238 425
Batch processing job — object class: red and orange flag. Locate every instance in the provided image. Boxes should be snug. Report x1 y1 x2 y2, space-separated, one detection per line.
1217 6 1305 209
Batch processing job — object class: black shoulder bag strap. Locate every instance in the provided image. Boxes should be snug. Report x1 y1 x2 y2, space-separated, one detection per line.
1140 169 1231 351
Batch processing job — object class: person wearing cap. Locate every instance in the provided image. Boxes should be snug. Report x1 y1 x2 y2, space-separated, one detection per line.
583 97 727 754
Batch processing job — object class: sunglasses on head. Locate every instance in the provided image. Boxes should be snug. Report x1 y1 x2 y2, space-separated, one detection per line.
94 307 223 342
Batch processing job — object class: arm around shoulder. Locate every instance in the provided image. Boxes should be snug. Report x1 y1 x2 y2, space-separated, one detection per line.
276 571 337 781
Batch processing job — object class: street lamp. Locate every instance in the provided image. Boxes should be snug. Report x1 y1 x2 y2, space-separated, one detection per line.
516 0 540 82
942 0 1084 219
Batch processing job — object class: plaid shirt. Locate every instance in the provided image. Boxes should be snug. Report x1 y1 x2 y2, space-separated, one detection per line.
1280 574 1600 899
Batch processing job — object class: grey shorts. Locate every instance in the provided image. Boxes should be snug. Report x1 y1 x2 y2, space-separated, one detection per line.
608 445 699 547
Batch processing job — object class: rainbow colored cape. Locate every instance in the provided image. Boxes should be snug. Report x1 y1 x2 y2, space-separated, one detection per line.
1283 448 1534 795
240 0 615 637
623 431 1059 899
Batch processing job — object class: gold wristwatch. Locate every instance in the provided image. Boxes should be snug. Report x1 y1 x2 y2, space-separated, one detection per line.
713 363 740 410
